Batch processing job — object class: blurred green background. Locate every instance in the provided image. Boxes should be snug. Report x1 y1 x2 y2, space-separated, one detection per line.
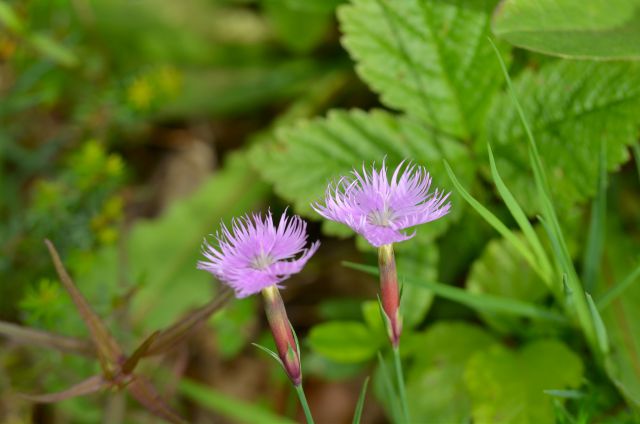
1 0 640 423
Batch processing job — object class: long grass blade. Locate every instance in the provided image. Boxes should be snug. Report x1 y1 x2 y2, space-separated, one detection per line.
586 293 609 356
352 377 370 424
444 161 540 274
632 142 640 183
582 141 607 292
19 375 107 403
179 379 296 424
376 352 402 424
487 144 553 287
145 287 232 356
488 38 596 349
597 262 640 310
44 239 122 372
344 262 567 323
0 320 94 357
128 377 187 424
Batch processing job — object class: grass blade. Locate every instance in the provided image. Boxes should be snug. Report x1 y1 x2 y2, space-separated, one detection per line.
632 141 640 183
44 239 122 372
145 287 232 357
180 379 296 424
19 375 107 403
0 320 94 357
487 144 553 287
376 352 402 424
597 262 640 310
344 262 567 323
489 38 597 350
582 142 607 292
352 377 370 424
586 293 610 356
444 161 539 273
128 377 187 424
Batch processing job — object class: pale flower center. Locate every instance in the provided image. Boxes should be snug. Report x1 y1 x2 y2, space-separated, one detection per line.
251 252 275 270
368 206 395 227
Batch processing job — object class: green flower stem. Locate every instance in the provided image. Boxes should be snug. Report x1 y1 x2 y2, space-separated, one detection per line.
393 346 410 423
295 384 315 424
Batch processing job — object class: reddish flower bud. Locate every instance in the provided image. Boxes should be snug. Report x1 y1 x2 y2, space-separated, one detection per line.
262 285 301 386
378 243 402 347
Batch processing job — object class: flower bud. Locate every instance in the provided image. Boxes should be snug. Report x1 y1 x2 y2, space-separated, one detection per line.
261 285 301 386
378 243 402 347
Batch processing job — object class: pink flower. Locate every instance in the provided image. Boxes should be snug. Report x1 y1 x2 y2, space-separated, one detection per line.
313 160 451 247
198 211 319 298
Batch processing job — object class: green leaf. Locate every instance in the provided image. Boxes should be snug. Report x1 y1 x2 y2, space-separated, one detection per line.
251 109 473 231
486 60 640 214
79 154 268 331
127 154 268 330
211 297 257 358
179 379 296 424
28 33 78 67
395 232 439 328
464 339 584 424
307 321 384 363
338 0 507 138
493 0 640 60
405 322 496 423
466 234 549 334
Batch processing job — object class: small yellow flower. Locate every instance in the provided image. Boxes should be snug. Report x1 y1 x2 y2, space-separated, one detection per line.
127 76 154 110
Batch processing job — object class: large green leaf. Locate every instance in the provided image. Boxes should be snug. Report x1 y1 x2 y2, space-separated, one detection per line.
466 234 548 334
308 321 385 363
405 322 496 423
464 339 584 424
78 154 269 333
493 0 640 60
486 60 640 213
250 109 473 238
338 0 507 138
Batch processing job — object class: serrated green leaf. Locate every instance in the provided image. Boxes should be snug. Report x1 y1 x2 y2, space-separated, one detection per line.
493 0 640 60
486 60 640 214
308 321 384 363
405 322 496 423
464 339 584 424
466 234 549 334
250 109 473 235
338 0 507 138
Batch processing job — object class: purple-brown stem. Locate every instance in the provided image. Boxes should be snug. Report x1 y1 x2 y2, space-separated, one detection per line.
261 285 301 386
378 243 402 348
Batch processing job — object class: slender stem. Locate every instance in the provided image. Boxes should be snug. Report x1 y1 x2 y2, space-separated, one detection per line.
392 346 410 424
294 384 315 424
